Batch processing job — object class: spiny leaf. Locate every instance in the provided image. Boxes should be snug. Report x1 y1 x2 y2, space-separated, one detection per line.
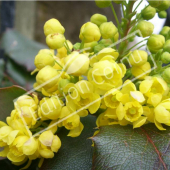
92 124 170 170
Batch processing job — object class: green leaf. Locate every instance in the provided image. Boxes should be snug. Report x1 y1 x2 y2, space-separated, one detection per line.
1 30 47 72
41 115 96 170
0 59 5 84
0 86 26 121
92 124 170 170
6 59 35 90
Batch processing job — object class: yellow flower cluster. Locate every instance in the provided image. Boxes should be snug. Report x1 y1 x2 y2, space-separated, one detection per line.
1 1 170 166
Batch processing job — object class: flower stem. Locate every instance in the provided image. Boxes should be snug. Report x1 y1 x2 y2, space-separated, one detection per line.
110 3 120 27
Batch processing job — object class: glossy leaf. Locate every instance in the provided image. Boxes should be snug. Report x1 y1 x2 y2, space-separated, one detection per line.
92 124 170 170
0 86 26 121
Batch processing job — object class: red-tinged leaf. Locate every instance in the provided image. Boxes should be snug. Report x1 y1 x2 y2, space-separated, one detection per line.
92 125 170 170
0 86 26 121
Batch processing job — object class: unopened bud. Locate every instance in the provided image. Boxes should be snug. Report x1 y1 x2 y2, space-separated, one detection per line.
162 68 170 83
94 44 105 53
141 5 156 20
156 1 170 11
158 11 167 18
129 50 148 66
34 49 55 70
147 34 165 53
161 52 170 64
90 13 107 26
44 18 65 36
163 40 170 53
160 26 170 37
100 22 118 39
84 41 98 52
73 43 81 50
46 33 65 49
58 79 70 94
137 21 154 38
79 22 101 43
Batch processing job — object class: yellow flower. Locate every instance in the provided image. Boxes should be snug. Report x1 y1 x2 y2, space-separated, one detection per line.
90 47 119 66
79 22 101 43
38 97 63 120
44 18 65 36
88 58 125 95
7 135 37 163
15 94 39 111
124 101 143 122
39 130 61 158
104 89 122 109
64 51 89 76
65 80 101 114
131 62 151 80
129 50 148 66
57 40 73 58
154 99 170 130
140 77 169 106
133 116 147 129
34 65 60 96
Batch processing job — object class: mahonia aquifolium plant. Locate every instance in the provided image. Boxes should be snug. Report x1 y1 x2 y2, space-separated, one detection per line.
1 0 170 168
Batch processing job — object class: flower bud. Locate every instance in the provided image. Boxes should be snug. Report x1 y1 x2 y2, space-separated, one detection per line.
34 65 60 95
137 21 154 38
129 50 148 66
158 11 167 18
64 51 89 76
84 41 98 52
162 68 170 83
44 18 65 36
141 5 156 20
95 0 111 8
100 22 118 39
163 40 170 53
160 26 170 37
161 52 170 64
148 1 162 8
46 33 65 49
79 22 101 43
38 97 62 120
114 32 119 42
34 49 55 70
156 1 170 11
147 34 165 53
90 13 107 26
131 62 151 80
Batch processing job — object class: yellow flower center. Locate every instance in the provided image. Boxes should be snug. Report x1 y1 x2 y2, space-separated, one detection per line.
151 87 157 93
111 96 117 102
129 108 136 115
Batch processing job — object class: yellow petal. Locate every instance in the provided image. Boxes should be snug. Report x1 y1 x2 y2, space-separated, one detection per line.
7 152 26 162
39 131 54 147
77 110 88 117
133 116 147 128
23 137 38 155
7 130 19 145
39 149 54 158
130 91 145 103
67 122 84 137
148 93 162 107
154 119 166 130
20 160 32 170
121 80 136 94
51 135 61 152
116 103 125 120
0 121 7 128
